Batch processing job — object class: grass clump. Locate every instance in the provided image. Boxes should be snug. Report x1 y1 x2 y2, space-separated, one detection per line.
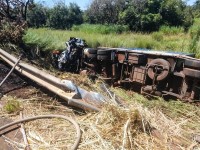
159 25 184 35
3 98 21 114
72 24 129 34
152 32 164 41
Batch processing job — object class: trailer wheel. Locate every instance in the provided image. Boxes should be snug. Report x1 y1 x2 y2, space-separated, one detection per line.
147 59 170 81
183 68 200 78
184 59 200 69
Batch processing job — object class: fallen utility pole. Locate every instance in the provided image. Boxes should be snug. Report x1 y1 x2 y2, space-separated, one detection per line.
0 48 103 112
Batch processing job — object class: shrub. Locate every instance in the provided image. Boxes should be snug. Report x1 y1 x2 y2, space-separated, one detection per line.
152 32 164 41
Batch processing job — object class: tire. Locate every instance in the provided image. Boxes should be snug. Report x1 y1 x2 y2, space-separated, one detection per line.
97 50 112 55
183 68 200 78
84 48 97 54
147 59 170 81
97 55 110 60
184 59 200 70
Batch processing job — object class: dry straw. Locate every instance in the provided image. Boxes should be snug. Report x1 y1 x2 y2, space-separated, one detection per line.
0 85 199 149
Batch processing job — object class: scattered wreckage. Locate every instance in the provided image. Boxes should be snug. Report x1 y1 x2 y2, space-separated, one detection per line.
53 37 200 101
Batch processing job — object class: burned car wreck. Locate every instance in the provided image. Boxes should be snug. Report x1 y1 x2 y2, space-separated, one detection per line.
52 38 200 101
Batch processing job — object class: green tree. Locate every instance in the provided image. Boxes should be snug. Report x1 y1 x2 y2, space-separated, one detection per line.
85 0 127 24
47 3 69 29
47 2 82 29
27 4 47 28
193 0 200 17
160 0 186 26
68 3 83 26
119 0 162 32
118 6 139 31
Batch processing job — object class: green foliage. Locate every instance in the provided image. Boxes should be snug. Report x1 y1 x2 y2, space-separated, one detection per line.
182 7 194 31
152 32 164 41
160 0 185 26
4 99 21 114
141 13 162 31
47 2 83 29
84 0 125 24
27 3 47 28
189 18 200 55
72 24 129 34
22 0 197 32
193 0 200 17
47 3 69 29
159 25 184 35
118 6 139 31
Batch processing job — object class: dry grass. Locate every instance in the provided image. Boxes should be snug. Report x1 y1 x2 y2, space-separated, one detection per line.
79 101 200 150
0 84 200 150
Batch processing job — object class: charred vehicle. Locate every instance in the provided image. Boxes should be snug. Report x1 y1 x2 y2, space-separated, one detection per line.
53 37 87 72
53 38 200 101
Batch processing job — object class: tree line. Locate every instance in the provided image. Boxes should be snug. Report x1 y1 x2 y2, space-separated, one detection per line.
0 0 200 33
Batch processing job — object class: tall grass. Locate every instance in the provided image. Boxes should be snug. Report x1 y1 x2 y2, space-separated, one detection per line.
72 24 129 34
23 28 192 56
189 18 200 57
159 25 184 35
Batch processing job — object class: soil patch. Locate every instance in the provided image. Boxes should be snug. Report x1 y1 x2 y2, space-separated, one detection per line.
0 62 27 94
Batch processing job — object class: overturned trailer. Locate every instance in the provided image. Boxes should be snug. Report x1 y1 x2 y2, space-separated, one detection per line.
51 37 200 101
82 47 200 101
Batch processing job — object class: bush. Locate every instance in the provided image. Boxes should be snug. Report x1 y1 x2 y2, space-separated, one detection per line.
71 24 129 34
159 26 184 35
152 32 164 41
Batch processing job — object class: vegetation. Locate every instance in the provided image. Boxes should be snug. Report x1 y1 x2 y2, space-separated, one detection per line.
23 27 198 55
189 18 200 56
72 24 129 34
3 98 21 114
0 20 27 46
1 0 200 48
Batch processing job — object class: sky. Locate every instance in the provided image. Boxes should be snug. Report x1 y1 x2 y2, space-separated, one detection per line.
36 0 197 10
36 0 91 10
